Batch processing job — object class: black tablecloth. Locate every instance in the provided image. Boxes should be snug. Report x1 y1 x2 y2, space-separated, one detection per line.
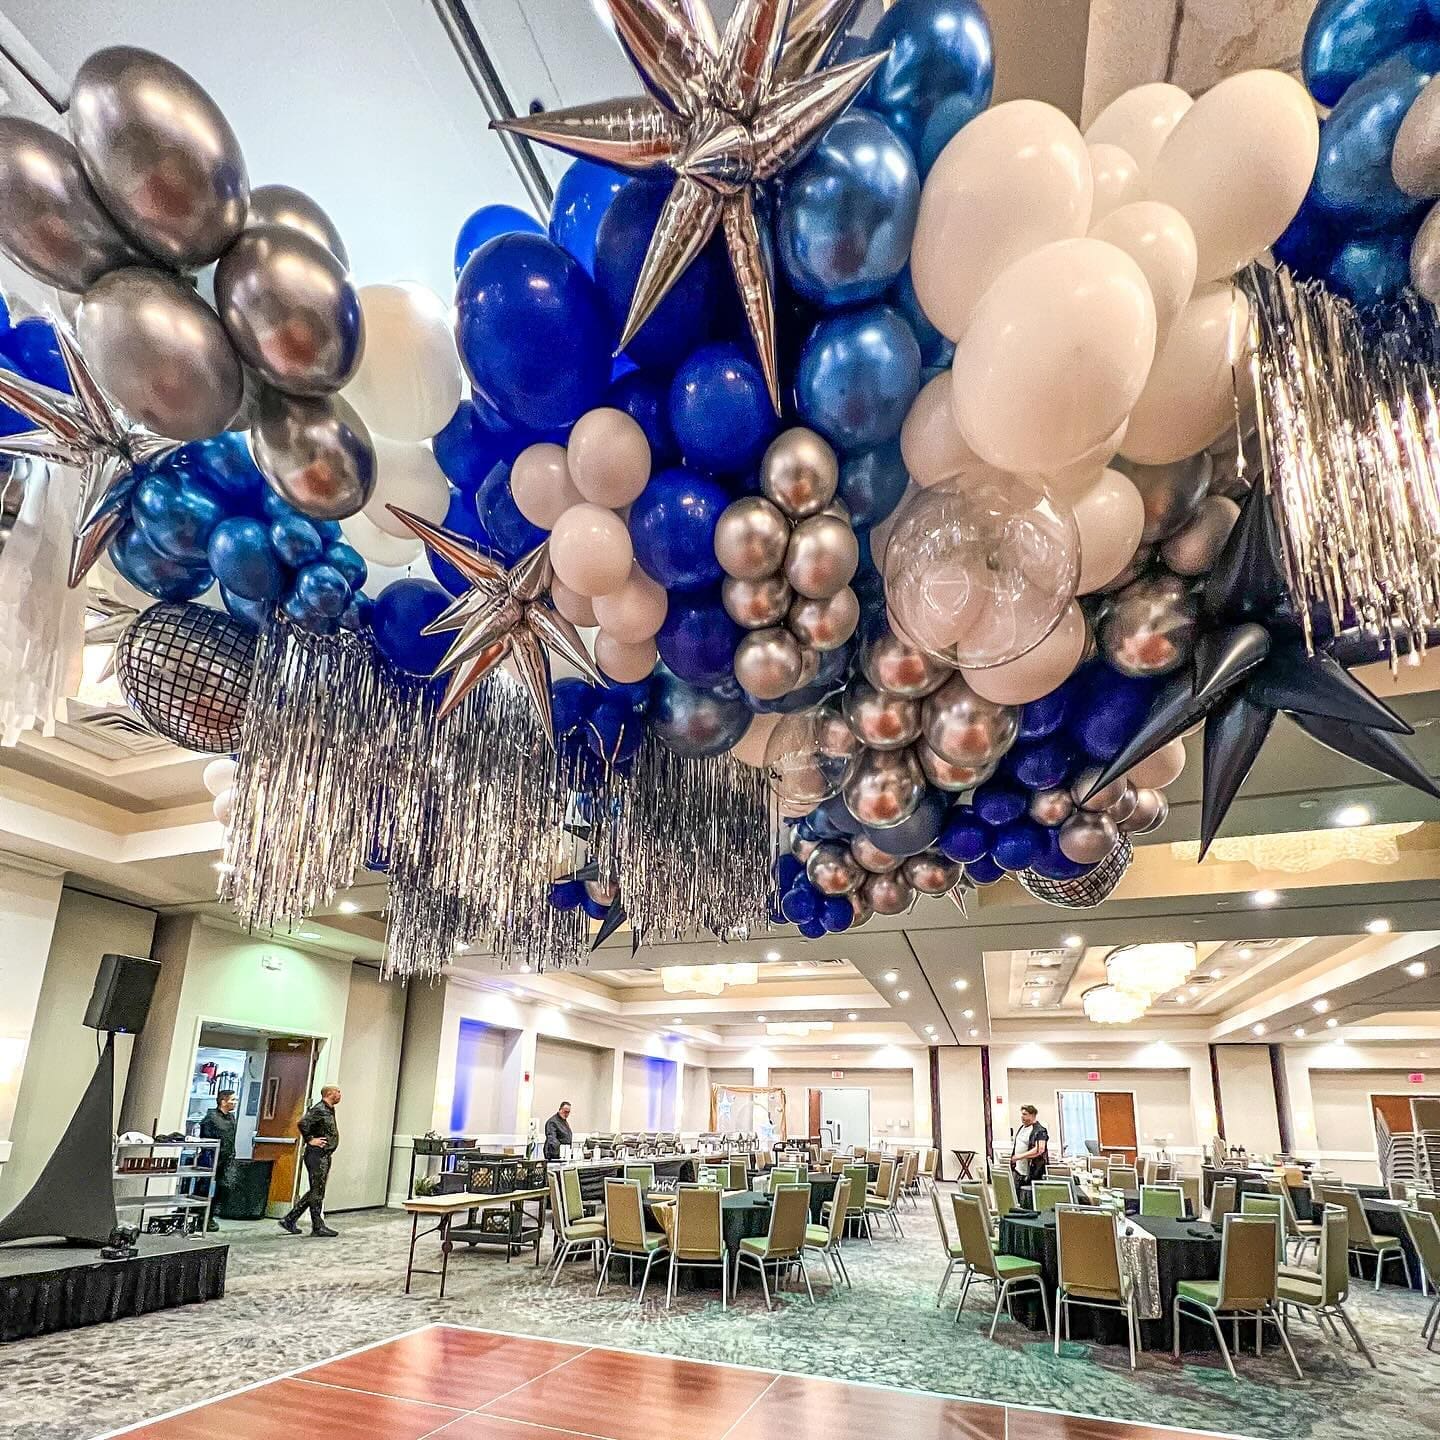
1203 1169 1387 1222
1361 1199 1424 1290
999 1213 1222 1352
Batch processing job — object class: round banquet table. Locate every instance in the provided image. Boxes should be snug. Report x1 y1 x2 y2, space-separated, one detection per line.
998 1212 1223 1352
642 1191 773 1289
745 1172 839 1223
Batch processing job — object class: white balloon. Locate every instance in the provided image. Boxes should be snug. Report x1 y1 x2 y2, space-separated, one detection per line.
548 503 634 598
1127 736 1187 790
1070 467 1146 593
730 712 780 767
911 100 1094 343
362 437 450 537
1120 283 1249 466
202 756 237 797
212 787 234 826
341 508 424 568
1021 421 1130 501
900 370 978 488
1089 201 1198 346
594 631 658 684
568 407 651 507
1084 82 1193 182
952 238 1157 475
1148 70 1320 284
510 442 581 529
1087 143 1142 227
342 283 463 441
961 602 1086 705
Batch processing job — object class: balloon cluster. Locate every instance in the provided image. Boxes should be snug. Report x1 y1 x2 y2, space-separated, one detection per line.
202 755 238 831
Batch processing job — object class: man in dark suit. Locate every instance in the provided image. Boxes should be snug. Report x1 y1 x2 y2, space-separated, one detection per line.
199 1088 238 1231
543 1101 574 1161
278 1085 341 1237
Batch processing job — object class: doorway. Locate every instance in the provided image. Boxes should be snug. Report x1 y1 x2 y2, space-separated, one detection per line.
809 1087 871 1152
1056 1089 1138 1162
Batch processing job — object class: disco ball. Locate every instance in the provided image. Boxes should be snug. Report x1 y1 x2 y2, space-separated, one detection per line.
1017 836 1133 909
114 602 257 753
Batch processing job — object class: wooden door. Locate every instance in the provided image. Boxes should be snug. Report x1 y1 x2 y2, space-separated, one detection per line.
1372 1093 1415 1135
252 1038 315 1208
1096 1091 1138 1162
808 1088 822 1137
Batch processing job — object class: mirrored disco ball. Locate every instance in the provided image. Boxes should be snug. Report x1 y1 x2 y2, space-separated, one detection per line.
1017 836 1133 909
114 602 257 753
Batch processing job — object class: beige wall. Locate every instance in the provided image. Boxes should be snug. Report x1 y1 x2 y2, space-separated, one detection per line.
1310 1070 1439 1154
769 1066 916 1145
1214 1045 1281 1155
534 1036 608 1122
1006 1067 1196 1155
681 1064 710 1131
329 963 406 1210
936 1047 986 1178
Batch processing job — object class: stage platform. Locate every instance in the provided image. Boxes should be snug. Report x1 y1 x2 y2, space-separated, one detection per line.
0 1234 227 1343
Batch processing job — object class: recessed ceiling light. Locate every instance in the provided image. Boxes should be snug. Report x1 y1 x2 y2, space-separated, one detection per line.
1237 946 1254 959
1313 998 1330 1013
1173 993 1187 1003
847 1012 858 1021
1251 889 1280 907
1209 969 1223 980
897 989 910 1000
765 950 780 961
1331 802 1371 828
1294 1026 1307 1038
882 970 899 984
962 1008 974 1019
1405 961 1428 979
1064 934 1083 948
1331 1035 1347 1046
1325 1017 1337 1029
1366 918 1391 935
954 978 969 991
671 1017 683 1025
1187 986 1200 997
924 1024 935 1033
1252 1023 1266 1036
756 1014 767 1022
968 1027 979 1037
337 899 359 914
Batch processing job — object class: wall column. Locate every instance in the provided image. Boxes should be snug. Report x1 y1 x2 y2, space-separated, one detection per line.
607 1048 625 1131
512 1028 539 1149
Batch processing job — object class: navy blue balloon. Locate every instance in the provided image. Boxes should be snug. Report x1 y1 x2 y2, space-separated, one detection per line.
588 691 646 764
862 786 947 857
991 817 1047 873
795 816 822 842
456 233 612 430
340 592 371 633
550 159 628 276
1072 666 1156 762
1006 736 1075 791
807 806 847 841
778 108 920 308
797 916 828 939
818 792 862 837
669 342 777 474
1271 199 1341 280
473 460 547 565
221 586 271 629
938 806 990 863
433 400 508 494
1017 688 1069 741
839 440 908 527
782 881 822 925
1328 228 1414 303
656 592 740 688
580 891 612 922
454 203 544 277
776 854 804 891
324 541 367 590
1302 0 1433 107
552 676 599 740
111 524 212 601
0 287 9 334
889 264 951 366
551 879 586 912
965 853 1005 885
606 369 677 464
371 578 453 677
596 179 718 368
796 304 921 451
648 665 751 754
820 895 853 932
864 0 995 171
173 432 265 511
972 781 1027 827
290 562 350 619
1030 828 1088 881
269 511 324 568
207 517 283 601
629 466 729 588
131 473 225 564
4 316 70 392
1312 42 1440 230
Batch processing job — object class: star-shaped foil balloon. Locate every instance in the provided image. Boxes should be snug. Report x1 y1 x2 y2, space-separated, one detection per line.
494 0 880 410
387 506 605 745
0 324 177 586
1089 484 1440 857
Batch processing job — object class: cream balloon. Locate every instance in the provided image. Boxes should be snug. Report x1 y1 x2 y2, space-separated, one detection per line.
1089 201 1198 346
1070 467 1146 593
212 788 235 826
591 563 667 641
1084 82 1193 181
202 756 237 796
510 442 581 529
729 712 781 768
952 238 1157 475
594 631 657 683
1119 284 1248 466
342 283 462 441
551 578 597 627
1022 420 1129 501
567 406 651 507
340 508 423 568
960 602 1086 705
868 493 914 576
362 437 449 537
1148 69 1319 284
911 99 1094 343
548 503 634 598
900 370 977 488
1127 736 1187 790
1087 143 1141 226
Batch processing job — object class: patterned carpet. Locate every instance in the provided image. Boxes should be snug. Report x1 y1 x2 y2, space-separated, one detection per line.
2 1194 1437 1440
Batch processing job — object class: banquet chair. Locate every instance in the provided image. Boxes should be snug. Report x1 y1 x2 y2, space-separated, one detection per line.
918 1148 939 1194
1140 1184 1185 1219
1400 1209 1440 1349
1308 1170 1341 1205
1277 1205 1375 1368
1150 1161 1175 1183
624 1163 656 1190
1107 1165 1140 1196
562 1165 601 1224
829 1155 847 1174
901 1149 922 1208
666 1183 727 1310
736 1183 812 1309
1320 1186 1412 1290
1173 1213 1302 1381
1209 1179 1237 1224
932 1186 968 1307
866 1158 906 1237
1240 1194 1287 1265
958 1182 998 1245
697 1165 723 1187
951 1191 1051 1338
1054 1205 1142 1370
547 1170 606 1288
868 1158 894 1198
597 1179 669 1304
818 1149 835 1169
1178 1174 1202 1219
806 1176 853 1290
771 1167 802 1188
991 1167 1020 1218
1033 1180 1075 1214
826 1163 872 1241
726 1159 748 1192
1134 1156 1149 1186
1265 1178 1321 1262
1046 1165 1072 1180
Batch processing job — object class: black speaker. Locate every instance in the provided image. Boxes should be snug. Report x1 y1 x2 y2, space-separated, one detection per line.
83 954 160 1034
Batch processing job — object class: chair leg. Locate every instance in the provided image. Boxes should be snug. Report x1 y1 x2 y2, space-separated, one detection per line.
799 1253 816 1303
937 1259 956 1307
1206 1308 1238 1381
1035 1279 1052 1336
1334 1303 1375 1368
1269 1305 1303 1379
595 1245 612 1295
665 1255 676 1310
1127 1296 1138 1371
989 1280 1009 1339
1054 1294 1064 1356
722 1253 729 1311
1172 1297 1183 1360
954 1269 973 1321
759 1257 773 1311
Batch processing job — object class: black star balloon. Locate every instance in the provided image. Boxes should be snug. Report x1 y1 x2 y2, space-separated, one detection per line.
1089 483 1440 857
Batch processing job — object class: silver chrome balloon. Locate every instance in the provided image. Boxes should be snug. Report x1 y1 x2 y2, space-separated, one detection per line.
1028 784 1074 827
1121 787 1169 834
919 742 995 793
714 494 791 580
1105 782 1140 828
214 226 363 396
848 888 875 927
760 425 838 518
815 703 862 764
1160 494 1239 576
863 868 914 915
860 627 949 698
850 834 902 873
794 644 821 690
1059 810 1119 864
249 387 375 521
807 840 864 895
69 46 249 269
842 677 922 750
1115 452 1212 544
734 625 804 699
77 267 243 440
0 116 142 291
1072 764 1130 814
1413 201 1440 304
787 586 859 651
921 673 1019 767
1099 572 1198 679
789 829 820 863
842 745 926 828
784 512 859 599
247 183 349 265
1395 75 1440 198
723 573 792 628
903 850 961 895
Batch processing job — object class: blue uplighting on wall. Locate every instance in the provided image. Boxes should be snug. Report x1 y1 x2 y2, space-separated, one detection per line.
452 1018 492 1132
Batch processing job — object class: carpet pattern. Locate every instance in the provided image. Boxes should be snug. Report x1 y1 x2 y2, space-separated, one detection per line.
1 1195 1436 1440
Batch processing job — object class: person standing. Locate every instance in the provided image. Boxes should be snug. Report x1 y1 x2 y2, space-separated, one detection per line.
199 1088 238 1231
279 1085 342 1237
1010 1103 1049 1187
543 1101 574 1161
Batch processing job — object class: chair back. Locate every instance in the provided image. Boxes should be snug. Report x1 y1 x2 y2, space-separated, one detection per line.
1239 1193 1285 1263
1317 1203 1351 1306
886 1157 904 1202
1045 1164 1071 1179
560 1166 586 1227
958 1180 993 1233
1033 1179 1074 1214
1263 1178 1302 1240
674 1183 723 1260
866 1149 884 1165
826 1177 851 1244
1402 1207 1440 1291
842 1164 868 1216
604 1179 647 1251
1308 1169 1339 1203
1216 1213 1279 1310
726 1159 747 1191
771 1167 801 1187
874 1158 896 1196
624 1163 656 1189
1134 1155 1149 1186
1056 1204 1124 1299
991 1167 1019 1217
1178 1174 1202 1217
1139 1184 1184 1219
931 1187 952 1256
1209 1178 1237 1223
903 1150 920 1188
767 1183 810 1258
952 1191 999 1279
920 1148 938 1180
697 1164 722 1186
547 1169 566 1239
1320 1185 1380 1248
830 1155 846 1174
1107 1164 1140 1194
819 1149 835 1168
1150 1160 1175 1183
1415 1192 1440 1226
1281 1165 1305 1189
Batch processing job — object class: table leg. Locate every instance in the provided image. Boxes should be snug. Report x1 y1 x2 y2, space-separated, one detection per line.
405 1211 420 1295
439 1213 453 1300
534 1196 545 1266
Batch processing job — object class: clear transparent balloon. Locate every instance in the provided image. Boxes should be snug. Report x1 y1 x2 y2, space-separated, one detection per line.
763 703 859 806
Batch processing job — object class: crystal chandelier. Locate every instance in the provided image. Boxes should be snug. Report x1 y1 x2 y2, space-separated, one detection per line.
1170 823 1420 874
1082 984 1148 1025
660 962 759 997
766 1021 833 1037
1105 943 1197 1000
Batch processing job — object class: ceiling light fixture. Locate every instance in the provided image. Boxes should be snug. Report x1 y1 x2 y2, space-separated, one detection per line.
1252 1023 1266 1036
661 962 758 997
968 1027 979 1037
1366 918 1391 935
671 1017 683 1025
756 1014 767 1022
1237 946 1254 959
1064 934 1083 948
897 989 910 1001
1312 998 1330 1013
337 899 359 914
1251 889 1281 907
1405 961 1428 978
963 1008 974 1019
1331 802 1371 828
953 978 968 991
1294 1026 1307 1038
1105 943 1197 1004
1209 969 1223 980
924 1024 935 1033
882 970 899 984
846 1012 858 1021
1325 1017 1338 1029
765 950 780 961
1082 984 1148 1025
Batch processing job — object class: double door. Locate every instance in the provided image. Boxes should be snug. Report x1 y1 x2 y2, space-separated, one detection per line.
251 1037 318 1210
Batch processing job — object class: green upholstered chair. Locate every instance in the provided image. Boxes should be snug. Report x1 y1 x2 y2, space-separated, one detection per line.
1106 1164 1140 1196
1401 1208 1440 1350
1055 1204 1141 1369
826 1163 871 1242
950 1190 1050 1338
807 1175 853 1290
1208 1177 1237 1224
931 1185 967 1307
1172 1213 1301 1380
1278 1203 1375 1367
770 1167 802 1187
597 1178 668 1303
547 1169 605 1288
666 1183 727 1309
958 1181 998 1244
562 1164 600 1224
737 1183 812 1309
623 1163 656 1190
991 1167 1019 1218
1265 1176 1321 1263
1032 1180 1074 1214
1239 1193 1286 1265
1140 1184 1185 1219
865 1156 905 1237
1321 1185 1412 1291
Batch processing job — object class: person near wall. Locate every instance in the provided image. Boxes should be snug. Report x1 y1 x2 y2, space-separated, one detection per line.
1010 1103 1049 1187
278 1085 342 1237
544 1101 574 1161
199 1088 239 1231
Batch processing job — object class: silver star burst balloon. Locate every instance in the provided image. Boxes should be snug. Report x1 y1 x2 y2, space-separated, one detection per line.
0 324 177 586
386 506 605 745
494 0 880 410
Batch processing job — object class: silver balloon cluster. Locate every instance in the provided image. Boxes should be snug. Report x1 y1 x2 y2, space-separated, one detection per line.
0 46 371 520
716 428 861 701
1038 764 1170 868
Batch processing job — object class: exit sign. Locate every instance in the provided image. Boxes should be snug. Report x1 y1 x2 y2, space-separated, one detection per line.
831 1070 844 1079
1410 1073 1426 1084
1087 1071 1101 1081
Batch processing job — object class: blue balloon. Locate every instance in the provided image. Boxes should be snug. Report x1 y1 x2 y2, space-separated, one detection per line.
778 108 920 308
1271 199 1341 281
669 342 778 475
207 517 283 601
0 355 30 434
1072 665 1156 762
781 881 821 925
3 316 70 391
1312 42 1440 230
972 781 1027 827
656 592 740 689
991 817 1047 873
776 854 804 891
648 666 751 755
1005 736 1075 791
1030 828 1088 881
1328 228 1414 304
806 806 847 841
172 432 266 511
864 0 995 172
269 511 324 568
371 578 453 676
606 369 677 465
588 691 646 764
552 676 599 740
796 304 921 451
456 233 612 431
595 179 718 369
820 895 853 932
290 562 351 620
797 916 828 939
221 586 272 630
580 890 612 922
550 159 628 276
0 287 9 334
551 880 586 912
965 853 1006 885
839 441 908 527
1018 688 1069 741
433 400 508 493
473 460 547 565
938 805 990 863
454 203 544 277
818 793 863 837
324 541 367 590
863 787 948 857
340 592 371 633
130 473 225 564
111 524 213 601
628 466 729 589
889 264 951 367
1302 0 1433 107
